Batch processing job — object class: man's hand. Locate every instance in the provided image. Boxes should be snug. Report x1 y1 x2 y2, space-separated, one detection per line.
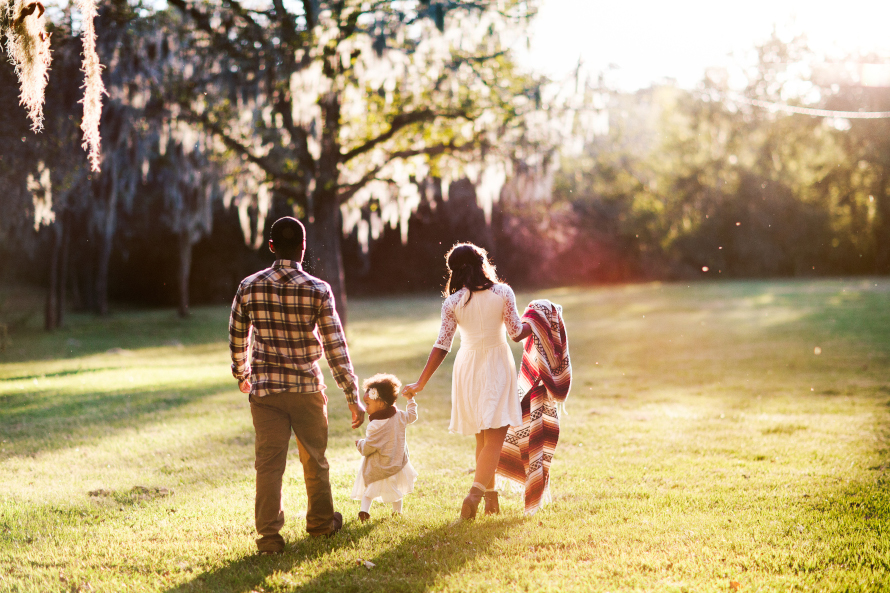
348 402 366 429
238 379 251 394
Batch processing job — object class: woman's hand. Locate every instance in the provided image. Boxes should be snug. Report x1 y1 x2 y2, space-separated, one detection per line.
512 322 533 343
402 382 422 399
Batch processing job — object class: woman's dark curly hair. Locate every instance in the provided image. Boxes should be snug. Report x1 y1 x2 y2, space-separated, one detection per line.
444 243 501 305
361 373 402 406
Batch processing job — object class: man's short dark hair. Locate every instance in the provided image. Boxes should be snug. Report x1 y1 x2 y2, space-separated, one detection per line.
270 217 306 254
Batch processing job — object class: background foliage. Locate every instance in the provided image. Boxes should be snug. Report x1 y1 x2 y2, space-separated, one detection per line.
2 3 890 330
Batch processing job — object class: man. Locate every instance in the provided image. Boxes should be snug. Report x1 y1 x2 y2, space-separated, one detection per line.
229 216 365 554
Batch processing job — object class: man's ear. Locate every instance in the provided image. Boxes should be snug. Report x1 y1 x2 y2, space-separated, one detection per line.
268 240 276 253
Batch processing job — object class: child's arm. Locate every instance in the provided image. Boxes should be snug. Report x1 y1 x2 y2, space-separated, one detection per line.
355 437 379 456
355 424 382 456
405 397 418 424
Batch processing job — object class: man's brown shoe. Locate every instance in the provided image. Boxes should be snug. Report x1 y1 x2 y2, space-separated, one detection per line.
328 512 344 537
311 511 344 538
257 549 283 556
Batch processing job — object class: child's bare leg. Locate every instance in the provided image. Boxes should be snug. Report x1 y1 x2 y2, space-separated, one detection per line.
391 499 402 513
360 496 373 514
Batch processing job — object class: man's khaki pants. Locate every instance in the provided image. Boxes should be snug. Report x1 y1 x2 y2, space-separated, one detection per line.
250 389 335 551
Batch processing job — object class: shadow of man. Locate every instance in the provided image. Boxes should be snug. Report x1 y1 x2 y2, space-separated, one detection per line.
165 515 523 593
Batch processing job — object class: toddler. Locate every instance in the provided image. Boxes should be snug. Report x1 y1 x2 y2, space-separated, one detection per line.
352 373 418 521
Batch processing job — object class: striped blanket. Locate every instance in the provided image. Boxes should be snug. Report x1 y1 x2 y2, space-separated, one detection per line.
496 299 571 515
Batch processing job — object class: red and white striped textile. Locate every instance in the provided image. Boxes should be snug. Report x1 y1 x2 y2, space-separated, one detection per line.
496 299 571 515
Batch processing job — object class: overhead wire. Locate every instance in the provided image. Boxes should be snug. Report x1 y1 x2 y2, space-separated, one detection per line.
720 91 890 119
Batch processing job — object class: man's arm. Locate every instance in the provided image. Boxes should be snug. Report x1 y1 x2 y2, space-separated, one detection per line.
317 289 364 428
229 284 252 390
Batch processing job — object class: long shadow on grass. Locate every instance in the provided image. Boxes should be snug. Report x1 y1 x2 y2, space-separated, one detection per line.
0 306 237 364
0 379 232 456
166 516 521 593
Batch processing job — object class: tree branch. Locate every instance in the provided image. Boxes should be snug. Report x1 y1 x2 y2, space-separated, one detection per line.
177 108 303 184
167 0 259 61
273 91 316 175
341 109 434 162
341 108 474 163
227 0 264 33
302 0 317 29
338 140 478 203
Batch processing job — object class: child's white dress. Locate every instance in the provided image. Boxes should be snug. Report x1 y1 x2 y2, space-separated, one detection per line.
352 399 418 503
434 284 524 436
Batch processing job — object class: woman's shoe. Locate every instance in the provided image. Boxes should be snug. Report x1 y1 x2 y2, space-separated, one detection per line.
460 486 485 520
483 491 500 515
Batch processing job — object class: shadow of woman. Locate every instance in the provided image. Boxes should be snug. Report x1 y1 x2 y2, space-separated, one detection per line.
164 515 523 593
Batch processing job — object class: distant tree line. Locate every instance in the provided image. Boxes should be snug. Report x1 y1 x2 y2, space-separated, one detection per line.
550 35 890 281
3 10 890 333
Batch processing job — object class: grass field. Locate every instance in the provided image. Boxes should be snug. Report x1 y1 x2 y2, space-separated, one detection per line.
0 279 888 592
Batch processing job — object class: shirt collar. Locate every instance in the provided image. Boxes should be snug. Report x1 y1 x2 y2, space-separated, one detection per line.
272 259 303 271
369 406 397 421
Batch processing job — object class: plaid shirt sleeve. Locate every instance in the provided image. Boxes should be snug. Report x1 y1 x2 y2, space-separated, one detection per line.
317 289 359 404
229 283 252 382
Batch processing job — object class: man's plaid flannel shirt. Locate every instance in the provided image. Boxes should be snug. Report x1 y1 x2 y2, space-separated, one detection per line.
229 260 359 403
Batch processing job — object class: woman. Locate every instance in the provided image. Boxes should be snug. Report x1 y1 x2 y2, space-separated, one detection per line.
403 243 532 520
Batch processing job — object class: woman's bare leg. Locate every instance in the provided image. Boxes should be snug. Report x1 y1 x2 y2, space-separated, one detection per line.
474 432 495 490
473 426 508 490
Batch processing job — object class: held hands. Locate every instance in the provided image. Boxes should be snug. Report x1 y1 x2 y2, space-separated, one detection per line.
348 402 366 429
401 382 421 399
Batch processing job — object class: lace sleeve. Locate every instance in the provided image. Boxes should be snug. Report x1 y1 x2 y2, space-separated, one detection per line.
433 294 459 352
493 284 523 339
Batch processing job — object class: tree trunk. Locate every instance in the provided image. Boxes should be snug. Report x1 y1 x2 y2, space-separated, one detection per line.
178 231 192 318
874 167 890 273
311 90 349 327
95 171 119 316
44 222 62 331
58 216 69 327
308 191 348 327
96 231 113 316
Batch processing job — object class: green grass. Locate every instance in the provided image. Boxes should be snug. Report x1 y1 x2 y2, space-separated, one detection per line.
1 279 888 592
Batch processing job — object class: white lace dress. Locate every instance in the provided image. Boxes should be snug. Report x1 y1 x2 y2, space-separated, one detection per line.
435 284 524 435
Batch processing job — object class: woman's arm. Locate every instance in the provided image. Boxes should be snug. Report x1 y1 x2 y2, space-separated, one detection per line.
498 284 533 342
402 347 448 397
404 296 455 397
512 322 533 342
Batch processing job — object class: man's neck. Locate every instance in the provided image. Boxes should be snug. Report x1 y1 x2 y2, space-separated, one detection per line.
276 254 302 261
274 256 304 265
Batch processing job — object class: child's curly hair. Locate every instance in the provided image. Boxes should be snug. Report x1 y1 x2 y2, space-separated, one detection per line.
361 373 402 406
